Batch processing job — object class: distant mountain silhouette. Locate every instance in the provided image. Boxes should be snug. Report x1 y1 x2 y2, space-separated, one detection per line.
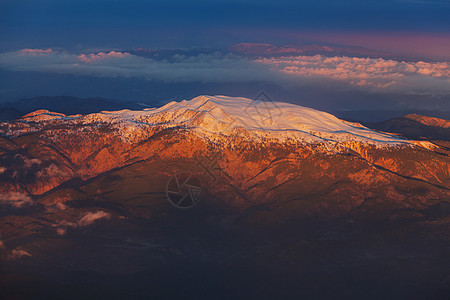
364 114 450 141
0 96 142 121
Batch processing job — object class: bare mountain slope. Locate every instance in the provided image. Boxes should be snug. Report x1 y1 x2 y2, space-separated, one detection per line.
0 95 449 299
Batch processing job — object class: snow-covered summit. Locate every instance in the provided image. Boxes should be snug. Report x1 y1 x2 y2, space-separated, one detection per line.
21 109 81 122
78 95 417 146
10 95 432 147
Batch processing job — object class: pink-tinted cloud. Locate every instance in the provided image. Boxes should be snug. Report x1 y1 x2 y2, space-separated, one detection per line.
56 228 67 236
8 249 32 259
13 154 41 168
0 192 33 208
229 30 450 60
37 163 65 178
77 51 130 63
19 48 55 55
255 55 450 93
300 31 450 61
78 211 111 226
0 49 269 82
54 210 111 235
0 49 448 95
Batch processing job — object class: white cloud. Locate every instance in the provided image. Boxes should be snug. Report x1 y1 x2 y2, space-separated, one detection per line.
77 211 111 226
45 202 68 213
56 228 67 236
37 163 64 178
14 154 41 168
8 249 32 259
0 192 33 208
77 51 130 63
54 210 111 235
0 49 448 95
19 48 55 55
255 55 450 94
0 49 270 83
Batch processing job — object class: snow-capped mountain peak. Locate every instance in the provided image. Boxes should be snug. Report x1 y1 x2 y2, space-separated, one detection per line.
76 95 417 146
14 95 433 148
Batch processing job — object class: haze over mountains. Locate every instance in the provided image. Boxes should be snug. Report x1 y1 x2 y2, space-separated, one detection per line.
2 94 450 125
0 96 143 121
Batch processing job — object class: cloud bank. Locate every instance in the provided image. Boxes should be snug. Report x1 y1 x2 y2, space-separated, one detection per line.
0 49 270 83
256 55 450 94
0 48 448 95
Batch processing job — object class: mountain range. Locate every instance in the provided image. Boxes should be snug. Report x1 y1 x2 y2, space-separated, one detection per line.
0 95 449 299
0 96 144 121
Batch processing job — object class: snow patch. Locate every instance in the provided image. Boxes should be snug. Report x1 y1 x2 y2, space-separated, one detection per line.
78 95 415 147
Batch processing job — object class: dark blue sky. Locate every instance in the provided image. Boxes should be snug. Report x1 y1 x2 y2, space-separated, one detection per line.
0 0 449 120
1 0 449 51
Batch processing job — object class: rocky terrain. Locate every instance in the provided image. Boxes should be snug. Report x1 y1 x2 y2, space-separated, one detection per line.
0 96 449 299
